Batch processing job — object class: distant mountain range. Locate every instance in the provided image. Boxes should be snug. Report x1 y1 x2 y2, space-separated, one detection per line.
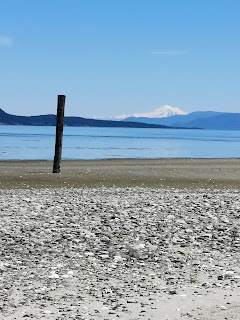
124 111 240 130
0 108 183 129
2 107 239 130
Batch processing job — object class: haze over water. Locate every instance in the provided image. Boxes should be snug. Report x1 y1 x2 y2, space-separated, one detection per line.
0 126 239 160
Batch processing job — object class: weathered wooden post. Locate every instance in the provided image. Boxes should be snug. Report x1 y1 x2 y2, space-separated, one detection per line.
53 95 66 173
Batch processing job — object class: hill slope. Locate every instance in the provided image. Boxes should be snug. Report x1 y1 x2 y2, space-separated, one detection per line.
124 111 240 130
124 112 224 126
180 113 240 130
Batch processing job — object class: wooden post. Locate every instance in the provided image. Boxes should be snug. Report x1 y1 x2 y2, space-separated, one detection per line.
53 95 66 173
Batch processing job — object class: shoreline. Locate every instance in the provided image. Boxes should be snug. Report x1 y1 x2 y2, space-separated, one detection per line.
0 158 240 189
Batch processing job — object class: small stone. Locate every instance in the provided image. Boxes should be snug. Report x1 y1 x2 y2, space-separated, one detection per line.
169 290 177 295
49 273 59 279
127 299 137 303
220 306 228 310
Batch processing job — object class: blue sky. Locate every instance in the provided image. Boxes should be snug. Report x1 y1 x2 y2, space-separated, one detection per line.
0 0 239 118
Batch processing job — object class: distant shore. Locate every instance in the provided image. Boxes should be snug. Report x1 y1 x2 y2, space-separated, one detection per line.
1 158 240 189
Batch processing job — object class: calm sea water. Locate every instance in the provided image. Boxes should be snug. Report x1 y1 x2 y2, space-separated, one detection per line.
0 125 239 160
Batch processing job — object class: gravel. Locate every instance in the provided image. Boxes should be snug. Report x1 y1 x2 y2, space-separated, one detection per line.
0 187 240 319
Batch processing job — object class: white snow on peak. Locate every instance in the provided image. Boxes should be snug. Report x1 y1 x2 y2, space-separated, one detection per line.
134 105 187 118
113 105 187 119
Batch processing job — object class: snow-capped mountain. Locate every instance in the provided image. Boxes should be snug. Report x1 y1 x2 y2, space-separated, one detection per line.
133 105 187 118
114 105 187 120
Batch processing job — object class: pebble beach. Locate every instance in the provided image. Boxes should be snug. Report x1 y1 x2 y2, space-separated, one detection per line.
0 160 240 319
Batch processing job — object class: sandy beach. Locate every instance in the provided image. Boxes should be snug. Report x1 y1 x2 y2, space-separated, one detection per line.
0 159 240 319
1 158 240 189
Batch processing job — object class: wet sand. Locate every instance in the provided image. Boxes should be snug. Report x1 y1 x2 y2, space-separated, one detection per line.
0 158 240 189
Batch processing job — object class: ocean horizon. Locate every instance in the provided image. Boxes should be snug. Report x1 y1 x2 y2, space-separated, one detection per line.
0 125 240 160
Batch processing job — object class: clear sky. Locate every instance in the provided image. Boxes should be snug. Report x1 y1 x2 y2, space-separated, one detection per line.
0 0 239 118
